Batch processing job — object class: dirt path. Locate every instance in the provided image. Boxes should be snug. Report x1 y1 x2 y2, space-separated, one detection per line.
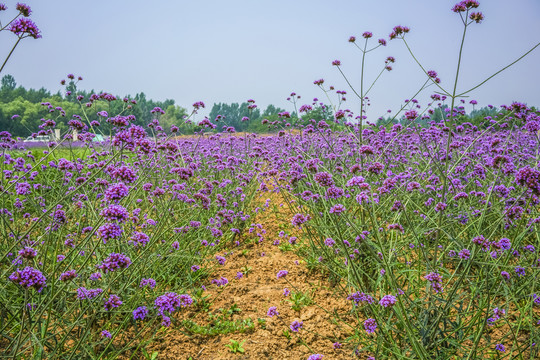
148 190 359 359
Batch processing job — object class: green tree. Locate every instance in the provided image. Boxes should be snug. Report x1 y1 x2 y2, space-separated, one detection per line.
1 74 16 91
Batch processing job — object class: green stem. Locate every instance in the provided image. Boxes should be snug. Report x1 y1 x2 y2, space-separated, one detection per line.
0 37 22 74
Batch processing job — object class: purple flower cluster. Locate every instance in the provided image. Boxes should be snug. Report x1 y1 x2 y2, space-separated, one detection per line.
104 182 129 202
9 267 46 292
267 306 279 317
59 270 78 282
97 223 123 243
139 278 156 289
379 295 397 308
289 320 303 332
99 253 132 273
76 287 103 300
100 204 130 223
130 231 149 247
104 294 122 310
18 246 37 260
211 277 229 287
9 17 41 39
133 306 148 320
347 291 374 306
364 318 377 333
424 272 443 293
154 292 193 316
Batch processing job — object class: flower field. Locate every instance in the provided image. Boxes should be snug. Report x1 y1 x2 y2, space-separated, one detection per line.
2 1 540 359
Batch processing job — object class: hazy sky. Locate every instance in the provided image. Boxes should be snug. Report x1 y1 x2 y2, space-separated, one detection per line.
1 0 539 121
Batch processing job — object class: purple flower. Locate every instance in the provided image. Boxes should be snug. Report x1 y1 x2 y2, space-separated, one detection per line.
387 223 404 233
458 249 470 260
89 272 102 281
97 223 123 243
59 270 77 282
424 272 443 293
154 292 193 316
267 306 279 317
283 288 290 296
290 320 303 332
347 292 374 306
291 213 310 227
216 255 226 265
104 183 129 202
379 295 397 308
307 355 323 360
434 202 447 212
212 277 229 287
18 246 36 260
515 166 540 196
100 205 129 223
140 278 156 289
133 306 148 321
324 238 335 247
161 316 171 327
16 3 31 16
501 271 510 280
9 267 46 292
15 182 31 195
76 287 103 300
329 204 346 214
276 270 288 279
99 253 131 273
130 231 149 247
314 172 334 187
104 294 122 311
495 343 505 352
364 318 377 333
9 17 41 39
101 330 112 338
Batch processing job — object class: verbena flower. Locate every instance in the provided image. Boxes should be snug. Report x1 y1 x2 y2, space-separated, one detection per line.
100 204 129 223
9 17 41 39
290 320 303 332
59 270 77 282
154 292 193 316
77 287 103 300
99 253 131 273
348 292 374 306
133 306 148 321
9 267 46 292
267 306 279 317
104 294 122 310
97 223 123 243
379 295 397 308
18 246 37 260
364 318 377 333
140 278 156 289
16 3 31 16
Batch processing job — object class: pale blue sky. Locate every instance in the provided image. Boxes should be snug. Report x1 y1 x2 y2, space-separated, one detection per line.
1 0 539 119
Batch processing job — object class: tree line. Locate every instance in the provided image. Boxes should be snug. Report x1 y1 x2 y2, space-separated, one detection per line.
0 74 531 138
